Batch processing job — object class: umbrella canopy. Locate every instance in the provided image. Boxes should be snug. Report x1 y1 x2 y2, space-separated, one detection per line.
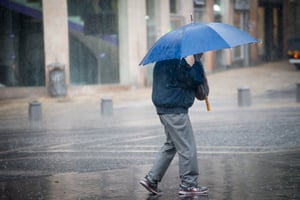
139 22 259 65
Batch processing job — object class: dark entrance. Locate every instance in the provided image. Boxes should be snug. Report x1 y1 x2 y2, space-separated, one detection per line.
259 0 283 62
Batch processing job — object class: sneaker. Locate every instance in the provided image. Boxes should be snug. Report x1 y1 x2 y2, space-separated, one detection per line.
178 184 208 195
139 175 162 195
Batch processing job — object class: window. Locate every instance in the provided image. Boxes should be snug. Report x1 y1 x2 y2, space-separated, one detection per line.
170 0 184 29
0 0 44 87
233 11 244 60
169 0 179 14
67 0 119 85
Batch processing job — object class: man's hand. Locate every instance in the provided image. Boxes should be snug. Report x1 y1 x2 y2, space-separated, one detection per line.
184 55 195 67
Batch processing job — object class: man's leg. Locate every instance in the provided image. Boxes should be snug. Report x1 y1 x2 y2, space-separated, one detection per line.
140 115 177 194
160 113 199 187
148 115 177 182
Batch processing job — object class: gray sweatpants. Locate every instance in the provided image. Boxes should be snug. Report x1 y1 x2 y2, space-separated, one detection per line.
148 113 199 187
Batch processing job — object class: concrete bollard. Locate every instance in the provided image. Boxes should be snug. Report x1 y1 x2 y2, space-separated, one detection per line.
238 86 251 107
29 101 42 121
297 83 300 103
101 97 113 116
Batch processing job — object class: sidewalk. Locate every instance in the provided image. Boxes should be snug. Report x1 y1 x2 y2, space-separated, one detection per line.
0 61 300 200
0 61 299 130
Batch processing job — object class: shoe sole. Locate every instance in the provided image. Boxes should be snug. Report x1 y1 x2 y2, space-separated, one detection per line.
178 189 208 195
139 180 161 195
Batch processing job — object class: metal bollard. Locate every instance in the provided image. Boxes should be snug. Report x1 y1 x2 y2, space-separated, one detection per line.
29 101 42 121
297 83 300 103
101 97 113 116
238 86 251 107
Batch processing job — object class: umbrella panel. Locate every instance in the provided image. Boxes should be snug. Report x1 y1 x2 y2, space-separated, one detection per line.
140 22 258 65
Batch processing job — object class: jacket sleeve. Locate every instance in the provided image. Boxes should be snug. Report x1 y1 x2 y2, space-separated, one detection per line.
176 58 206 88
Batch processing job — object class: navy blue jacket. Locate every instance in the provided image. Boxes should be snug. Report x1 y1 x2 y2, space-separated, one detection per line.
152 58 205 114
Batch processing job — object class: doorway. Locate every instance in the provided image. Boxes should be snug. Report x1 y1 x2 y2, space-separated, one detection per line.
258 0 283 61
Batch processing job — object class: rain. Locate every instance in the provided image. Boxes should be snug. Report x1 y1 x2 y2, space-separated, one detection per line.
1 0 300 199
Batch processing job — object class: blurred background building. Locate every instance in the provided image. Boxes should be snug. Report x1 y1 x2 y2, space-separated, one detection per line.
0 0 299 98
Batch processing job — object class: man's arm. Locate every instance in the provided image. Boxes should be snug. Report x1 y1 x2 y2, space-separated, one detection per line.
177 58 205 88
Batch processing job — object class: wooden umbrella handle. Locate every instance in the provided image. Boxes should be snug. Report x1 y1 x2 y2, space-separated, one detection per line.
205 96 211 111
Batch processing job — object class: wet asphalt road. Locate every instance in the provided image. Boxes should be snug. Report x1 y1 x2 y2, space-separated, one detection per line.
0 61 300 199
1 151 300 200
0 95 300 199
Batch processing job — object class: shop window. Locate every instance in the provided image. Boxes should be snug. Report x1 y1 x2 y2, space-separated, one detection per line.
67 0 119 85
214 0 222 22
169 0 179 14
146 0 156 49
233 11 244 60
170 0 184 30
0 0 44 87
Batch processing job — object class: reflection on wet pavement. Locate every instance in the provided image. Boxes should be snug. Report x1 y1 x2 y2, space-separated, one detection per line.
1 150 300 200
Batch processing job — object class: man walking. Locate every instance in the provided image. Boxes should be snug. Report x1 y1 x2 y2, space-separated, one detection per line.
140 54 208 195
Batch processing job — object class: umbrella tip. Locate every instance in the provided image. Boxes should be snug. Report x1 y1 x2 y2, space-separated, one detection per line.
190 13 193 23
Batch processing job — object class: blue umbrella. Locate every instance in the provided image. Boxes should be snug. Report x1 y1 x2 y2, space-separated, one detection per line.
139 22 259 65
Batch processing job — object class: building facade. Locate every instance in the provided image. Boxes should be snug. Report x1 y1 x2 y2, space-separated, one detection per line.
0 0 299 98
